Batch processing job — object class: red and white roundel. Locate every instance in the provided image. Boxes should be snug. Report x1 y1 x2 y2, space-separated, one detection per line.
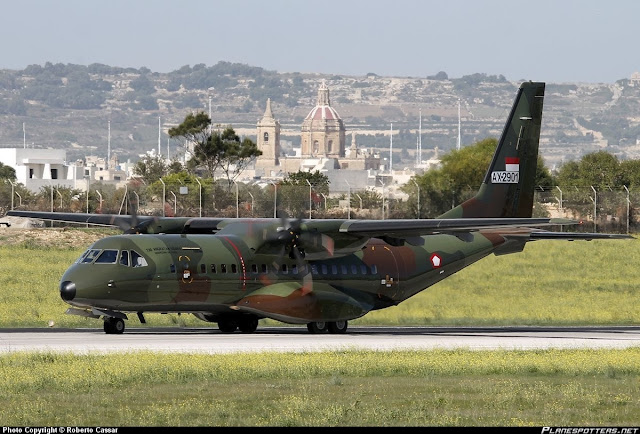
430 253 442 268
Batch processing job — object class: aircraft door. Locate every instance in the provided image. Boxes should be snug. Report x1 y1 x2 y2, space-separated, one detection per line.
362 240 402 300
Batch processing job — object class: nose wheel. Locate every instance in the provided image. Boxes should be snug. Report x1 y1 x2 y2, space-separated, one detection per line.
104 317 125 334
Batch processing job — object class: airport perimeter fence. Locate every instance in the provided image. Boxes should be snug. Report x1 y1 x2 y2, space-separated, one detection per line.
1 182 638 234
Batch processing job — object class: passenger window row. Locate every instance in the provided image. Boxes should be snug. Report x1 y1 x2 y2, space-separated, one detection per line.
182 262 378 276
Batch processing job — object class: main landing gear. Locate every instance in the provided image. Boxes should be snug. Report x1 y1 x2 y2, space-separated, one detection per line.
217 316 260 334
103 317 125 334
307 321 348 334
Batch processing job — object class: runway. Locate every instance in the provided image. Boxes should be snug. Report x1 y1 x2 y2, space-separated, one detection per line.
1 326 640 354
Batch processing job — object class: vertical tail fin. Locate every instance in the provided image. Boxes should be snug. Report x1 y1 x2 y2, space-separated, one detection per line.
438 81 545 219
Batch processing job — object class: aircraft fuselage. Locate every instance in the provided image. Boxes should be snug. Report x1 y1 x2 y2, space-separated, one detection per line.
61 230 509 323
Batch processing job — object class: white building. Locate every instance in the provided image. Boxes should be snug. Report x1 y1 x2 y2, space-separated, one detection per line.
0 148 86 192
0 147 129 193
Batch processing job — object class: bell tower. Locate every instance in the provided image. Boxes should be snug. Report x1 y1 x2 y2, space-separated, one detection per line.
256 98 280 167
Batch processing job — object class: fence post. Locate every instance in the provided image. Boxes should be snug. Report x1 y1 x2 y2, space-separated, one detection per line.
624 185 630 234
590 186 597 232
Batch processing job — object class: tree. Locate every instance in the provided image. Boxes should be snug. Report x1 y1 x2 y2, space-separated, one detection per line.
619 159 640 187
278 170 330 217
281 170 329 194
0 162 16 180
556 151 622 188
217 128 261 188
169 112 260 189
133 154 167 184
168 111 210 149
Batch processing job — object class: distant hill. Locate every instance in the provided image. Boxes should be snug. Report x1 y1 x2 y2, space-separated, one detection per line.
0 61 638 169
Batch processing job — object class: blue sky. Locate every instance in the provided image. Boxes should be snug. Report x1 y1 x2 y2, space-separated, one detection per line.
2 0 638 83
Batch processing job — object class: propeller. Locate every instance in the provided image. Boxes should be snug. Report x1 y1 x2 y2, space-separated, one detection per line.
117 192 157 234
265 210 334 260
268 210 314 293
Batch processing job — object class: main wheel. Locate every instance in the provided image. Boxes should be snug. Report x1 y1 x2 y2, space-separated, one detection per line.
328 320 348 334
218 318 238 333
307 321 328 334
104 317 125 334
238 316 259 333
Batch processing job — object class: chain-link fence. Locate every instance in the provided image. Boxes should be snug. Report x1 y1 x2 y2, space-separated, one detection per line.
1 181 637 234
534 186 637 234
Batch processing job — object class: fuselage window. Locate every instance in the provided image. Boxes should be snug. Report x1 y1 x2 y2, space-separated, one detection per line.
95 249 118 264
261 264 267 273
341 265 347 274
331 265 338 275
131 250 148 267
200 264 206 273
351 265 358 274
321 264 328 275
119 250 130 267
231 264 237 273
281 264 288 274
292 265 298 275
311 265 318 275
80 249 102 264
371 264 378 275
251 264 258 273
211 264 216 273
221 264 227 273
360 265 368 275
170 264 176 273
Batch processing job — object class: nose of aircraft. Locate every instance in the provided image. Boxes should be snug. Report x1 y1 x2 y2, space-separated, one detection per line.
60 280 76 301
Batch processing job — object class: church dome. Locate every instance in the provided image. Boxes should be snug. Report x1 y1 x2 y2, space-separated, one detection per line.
304 80 342 121
301 80 346 158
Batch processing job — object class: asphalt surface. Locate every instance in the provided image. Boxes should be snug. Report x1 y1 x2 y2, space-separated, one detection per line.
1 326 640 353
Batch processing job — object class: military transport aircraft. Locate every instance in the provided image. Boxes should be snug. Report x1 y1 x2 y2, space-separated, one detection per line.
7 81 633 335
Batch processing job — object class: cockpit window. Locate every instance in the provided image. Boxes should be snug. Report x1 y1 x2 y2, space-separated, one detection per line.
119 250 130 266
79 249 102 264
95 249 119 264
131 250 148 267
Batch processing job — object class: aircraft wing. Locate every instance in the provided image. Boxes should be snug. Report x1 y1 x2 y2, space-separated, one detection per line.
6 211 145 228
335 217 579 238
6 210 633 245
516 231 633 240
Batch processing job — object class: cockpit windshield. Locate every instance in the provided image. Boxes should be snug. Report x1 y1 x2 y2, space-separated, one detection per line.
78 249 101 264
95 249 118 264
76 248 148 267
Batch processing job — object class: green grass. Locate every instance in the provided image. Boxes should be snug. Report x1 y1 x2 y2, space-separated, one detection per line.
1 235 638 328
1 349 639 426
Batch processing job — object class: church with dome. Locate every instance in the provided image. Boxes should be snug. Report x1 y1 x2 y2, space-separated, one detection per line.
253 80 380 180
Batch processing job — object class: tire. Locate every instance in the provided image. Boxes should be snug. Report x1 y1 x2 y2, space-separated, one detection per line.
328 321 348 334
238 317 259 333
104 317 125 334
218 318 238 333
103 319 114 334
307 321 328 334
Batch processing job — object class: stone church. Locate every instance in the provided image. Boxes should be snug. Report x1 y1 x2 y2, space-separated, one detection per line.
253 80 380 178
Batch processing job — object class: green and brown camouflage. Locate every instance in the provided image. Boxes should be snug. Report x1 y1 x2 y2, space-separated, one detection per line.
7 81 633 335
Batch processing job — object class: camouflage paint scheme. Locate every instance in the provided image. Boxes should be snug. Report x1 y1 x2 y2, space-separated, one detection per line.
7 82 633 334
